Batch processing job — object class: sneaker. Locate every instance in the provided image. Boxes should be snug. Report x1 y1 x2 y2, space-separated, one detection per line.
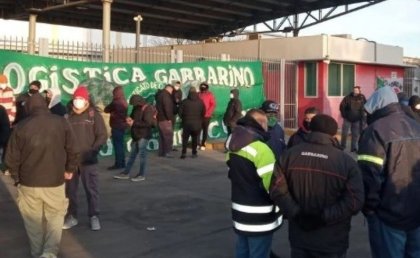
131 176 146 182
200 146 206 151
191 154 198 158
165 154 174 158
63 215 78 229
180 154 186 159
113 173 130 180
90 216 101 231
3 170 10 176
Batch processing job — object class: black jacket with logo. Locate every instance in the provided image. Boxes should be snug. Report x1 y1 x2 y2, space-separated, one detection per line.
358 103 420 231
5 94 79 187
270 132 364 253
339 93 366 122
179 92 205 132
129 95 155 141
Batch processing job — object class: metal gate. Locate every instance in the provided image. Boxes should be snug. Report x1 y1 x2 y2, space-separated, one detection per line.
263 60 298 129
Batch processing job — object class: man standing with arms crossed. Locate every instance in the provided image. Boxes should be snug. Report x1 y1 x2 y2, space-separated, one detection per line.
5 93 79 258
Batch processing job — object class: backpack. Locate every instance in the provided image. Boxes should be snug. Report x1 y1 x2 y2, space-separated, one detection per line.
141 104 157 127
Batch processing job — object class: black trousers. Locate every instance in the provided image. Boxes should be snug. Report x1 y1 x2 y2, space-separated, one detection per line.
291 247 346 258
201 117 211 146
182 127 200 155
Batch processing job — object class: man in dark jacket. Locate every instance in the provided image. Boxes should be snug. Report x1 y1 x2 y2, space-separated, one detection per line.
408 95 420 122
104 86 128 170
260 100 286 159
358 86 420 258
5 93 79 258
270 114 364 258
339 86 366 152
226 109 282 258
223 88 242 135
63 86 107 231
156 84 175 158
0 105 10 173
287 107 318 149
179 88 205 159
114 95 154 182
14 80 41 125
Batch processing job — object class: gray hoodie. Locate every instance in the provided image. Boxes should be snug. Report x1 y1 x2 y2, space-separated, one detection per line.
364 86 398 115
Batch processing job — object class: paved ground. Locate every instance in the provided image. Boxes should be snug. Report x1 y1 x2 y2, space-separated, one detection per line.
0 148 371 258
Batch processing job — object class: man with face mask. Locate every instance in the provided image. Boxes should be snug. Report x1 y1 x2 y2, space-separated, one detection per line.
198 82 216 150
260 100 286 159
223 88 243 135
287 107 319 149
0 74 16 124
14 80 41 125
63 86 107 231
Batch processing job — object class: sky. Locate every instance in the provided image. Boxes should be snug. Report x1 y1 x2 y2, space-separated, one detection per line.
0 0 419 57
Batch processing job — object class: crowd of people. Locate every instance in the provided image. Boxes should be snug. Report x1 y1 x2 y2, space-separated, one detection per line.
1 73 420 258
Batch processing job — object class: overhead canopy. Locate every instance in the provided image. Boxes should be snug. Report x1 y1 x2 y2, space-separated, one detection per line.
1 0 382 40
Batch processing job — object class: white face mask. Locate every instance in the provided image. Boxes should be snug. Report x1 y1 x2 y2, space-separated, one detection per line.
230 93 234 99
174 85 180 90
73 99 86 110
0 83 6 90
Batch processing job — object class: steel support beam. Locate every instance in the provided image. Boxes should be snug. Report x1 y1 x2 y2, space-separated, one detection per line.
28 12 37 54
102 0 112 63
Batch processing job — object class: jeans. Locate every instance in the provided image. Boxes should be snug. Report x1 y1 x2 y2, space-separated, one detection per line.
291 248 346 258
340 119 361 151
17 184 68 258
182 127 200 155
367 215 420 258
111 128 126 168
65 164 99 218
235 233 273 258
200 117 211 146
123 139 149 177
158 120 173 156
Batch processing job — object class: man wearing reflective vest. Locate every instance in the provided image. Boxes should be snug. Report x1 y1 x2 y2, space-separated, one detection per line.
226 109 281 258
358 86 420 258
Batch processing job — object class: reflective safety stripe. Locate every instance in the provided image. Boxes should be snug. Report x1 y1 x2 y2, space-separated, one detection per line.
242 146 257 157
358 155 384 166
257 163 275 176
233 216 283 232
232 203 274 214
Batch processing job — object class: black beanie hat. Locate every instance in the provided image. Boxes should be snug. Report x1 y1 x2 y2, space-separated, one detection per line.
310 114 338 136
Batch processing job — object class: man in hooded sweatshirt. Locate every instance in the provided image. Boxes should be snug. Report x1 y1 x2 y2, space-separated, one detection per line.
226 109 282 258
270 114 364 258
5 93 79 258
63 86 107 231
44 88 66 116
223 88 242 135
358 86 420 258
114 95 155 182
104 86 128 170
15 80 42 125
178 88 205 159
287 107 319 149
260 100 286 159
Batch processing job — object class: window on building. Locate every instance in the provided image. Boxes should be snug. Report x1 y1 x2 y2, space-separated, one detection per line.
305 62 317 97
328 63 355 96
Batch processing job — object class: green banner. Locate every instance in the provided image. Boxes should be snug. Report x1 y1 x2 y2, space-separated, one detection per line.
0 50 264 154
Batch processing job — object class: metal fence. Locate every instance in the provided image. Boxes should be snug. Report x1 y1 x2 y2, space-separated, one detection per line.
404 67 420 96
0 37 299 128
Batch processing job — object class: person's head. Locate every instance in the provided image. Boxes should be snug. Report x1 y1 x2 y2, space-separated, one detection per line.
230 88 239 99
353 86 361 96
397 92 409 106
129 94 146 107
174 81 181 91
246 109 268 132
29 80 41 95
165 84 174 94
303 107 319 130
0 74 8 90
364 86 398 115
260 100 280 127
409 95 420 113
309 114 338 136
199 82 209 92
72 86 90 110
25 92 48 115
